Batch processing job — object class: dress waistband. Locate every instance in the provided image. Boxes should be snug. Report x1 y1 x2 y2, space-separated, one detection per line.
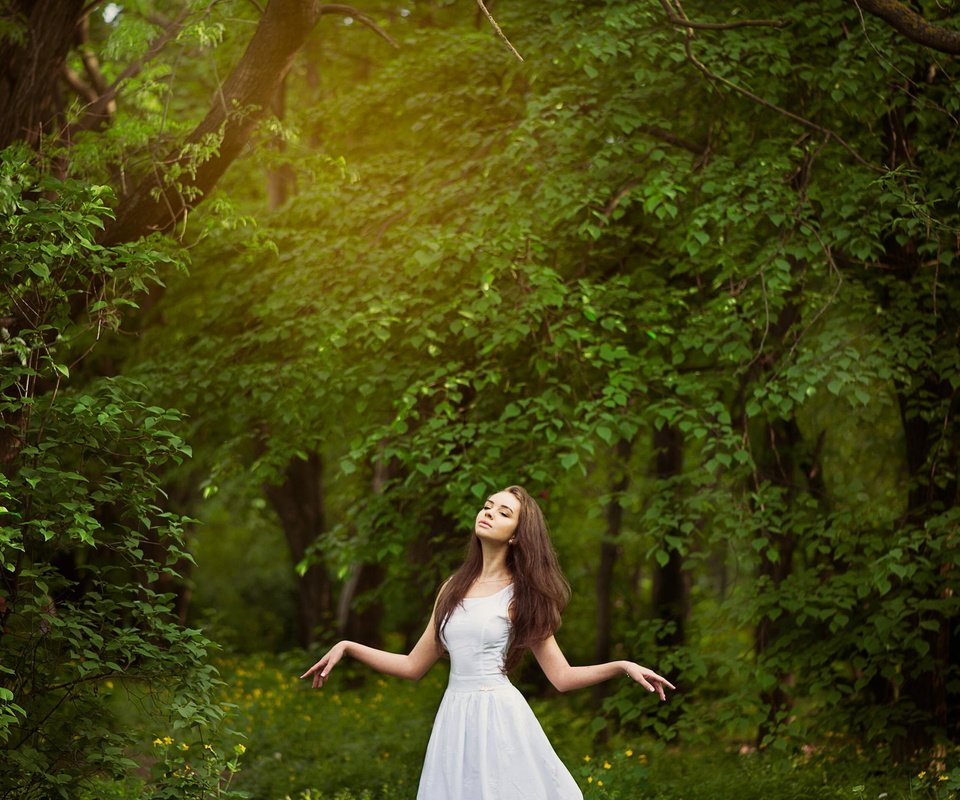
446 673 514 693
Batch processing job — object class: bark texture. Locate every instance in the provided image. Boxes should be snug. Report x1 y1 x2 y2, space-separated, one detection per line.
651 424 688 648
850 0 960 54
102 0 326 245
0 0 86 149
593 438 633 706
264 451 333 647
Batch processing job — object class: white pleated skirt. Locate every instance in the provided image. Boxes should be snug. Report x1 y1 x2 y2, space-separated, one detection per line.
416 675 583 800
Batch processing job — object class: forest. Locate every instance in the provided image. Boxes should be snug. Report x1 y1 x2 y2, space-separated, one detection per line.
1 1 959 798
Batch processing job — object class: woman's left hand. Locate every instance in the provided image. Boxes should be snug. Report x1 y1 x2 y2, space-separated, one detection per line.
623 663 675 701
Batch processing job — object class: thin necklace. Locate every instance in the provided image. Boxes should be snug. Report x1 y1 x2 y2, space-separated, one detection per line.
476 576 511 584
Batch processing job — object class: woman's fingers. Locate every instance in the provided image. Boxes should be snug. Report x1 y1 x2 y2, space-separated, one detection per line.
299 658 327 680
654 673 676 691
301 647 345 689
630 665 675 701
301 656 332 687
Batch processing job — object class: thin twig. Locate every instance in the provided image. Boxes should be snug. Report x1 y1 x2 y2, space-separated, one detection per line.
659 0 883 173
319 5 400 49
79 0 104 17
63 7 191 139
850 2 960 128
637 124 706 155
474 0 523 62
662 12 789 30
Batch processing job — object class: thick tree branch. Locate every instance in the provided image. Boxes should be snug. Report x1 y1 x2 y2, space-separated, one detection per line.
851 0 960 55
100 0 397 245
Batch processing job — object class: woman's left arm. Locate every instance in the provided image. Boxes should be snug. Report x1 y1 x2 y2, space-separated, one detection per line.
530 635 675 699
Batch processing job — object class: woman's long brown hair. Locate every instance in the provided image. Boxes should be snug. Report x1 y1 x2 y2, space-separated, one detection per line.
434 485 571 673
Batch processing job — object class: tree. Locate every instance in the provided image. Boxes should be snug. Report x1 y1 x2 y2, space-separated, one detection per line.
0 1 401 793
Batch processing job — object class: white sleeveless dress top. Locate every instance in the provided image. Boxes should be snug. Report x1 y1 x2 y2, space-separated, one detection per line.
416 583 583 800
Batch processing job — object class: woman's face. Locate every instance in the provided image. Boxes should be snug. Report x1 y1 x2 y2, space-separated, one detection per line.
475 490 521 544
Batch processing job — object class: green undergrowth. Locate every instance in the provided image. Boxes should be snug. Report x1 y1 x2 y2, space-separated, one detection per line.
89 652 957 800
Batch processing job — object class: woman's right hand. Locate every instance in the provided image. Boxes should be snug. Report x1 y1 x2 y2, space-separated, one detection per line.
300 641 347 689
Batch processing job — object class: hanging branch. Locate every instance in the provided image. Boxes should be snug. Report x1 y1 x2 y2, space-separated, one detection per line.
658 0 883 173
64 7 191 139
319 5 399 49
475 0 523 62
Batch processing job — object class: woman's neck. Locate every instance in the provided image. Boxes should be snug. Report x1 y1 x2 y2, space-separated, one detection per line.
478 539 511 581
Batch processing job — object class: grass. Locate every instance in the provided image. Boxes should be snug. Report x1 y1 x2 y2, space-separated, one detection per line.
91 651 959 800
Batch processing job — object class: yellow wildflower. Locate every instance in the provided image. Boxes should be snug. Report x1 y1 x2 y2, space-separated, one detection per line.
918 771 926 779
603 761 612 769
939 776 948 782
179 743 189 751
234 743 247 755
152 738 164 746
625 749 634 757
598 780 604 787
204 744 214 751
583 755 592 762
639 754 648 764
162 736 173 745
587 776 593 784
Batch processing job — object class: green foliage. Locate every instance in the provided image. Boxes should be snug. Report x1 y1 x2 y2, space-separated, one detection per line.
97 654 951 800
0 150 227 797
5 0 954 784
82 737 249 800
127 0 960 758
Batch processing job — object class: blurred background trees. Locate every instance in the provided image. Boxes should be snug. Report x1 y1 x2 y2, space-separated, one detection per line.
2 0 958 796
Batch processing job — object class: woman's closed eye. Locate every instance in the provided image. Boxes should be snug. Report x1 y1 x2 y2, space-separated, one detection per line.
481 504 511 518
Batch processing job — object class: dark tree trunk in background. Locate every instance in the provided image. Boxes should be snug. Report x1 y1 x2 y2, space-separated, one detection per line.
593 438 633 706
402 503 461 650
336 456 392 648
651 424 688 648
753 416 801 746
888 368 957 760
265 76 297 209
264 451 332 647
338 562 386 646
880 240 959 758
0 0 85 149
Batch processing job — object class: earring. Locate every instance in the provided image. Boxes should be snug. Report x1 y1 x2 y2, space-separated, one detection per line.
508 538 516 545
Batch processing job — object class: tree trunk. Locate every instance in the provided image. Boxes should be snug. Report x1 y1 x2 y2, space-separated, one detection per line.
651 424 688 648
0 0 85 150
336 456 392 648
889 374 958 759
593 438 632 706
264 450 332 647
265 76 296 209
753 417 801 746
101 0 331 246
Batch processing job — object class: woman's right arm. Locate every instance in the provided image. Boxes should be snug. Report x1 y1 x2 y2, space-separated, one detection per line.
300 584 446 688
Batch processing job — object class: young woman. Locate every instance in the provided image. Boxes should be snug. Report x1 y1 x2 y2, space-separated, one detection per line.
301 485 675 800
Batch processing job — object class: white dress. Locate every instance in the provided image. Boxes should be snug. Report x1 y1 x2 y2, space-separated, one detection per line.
416 584 583 800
